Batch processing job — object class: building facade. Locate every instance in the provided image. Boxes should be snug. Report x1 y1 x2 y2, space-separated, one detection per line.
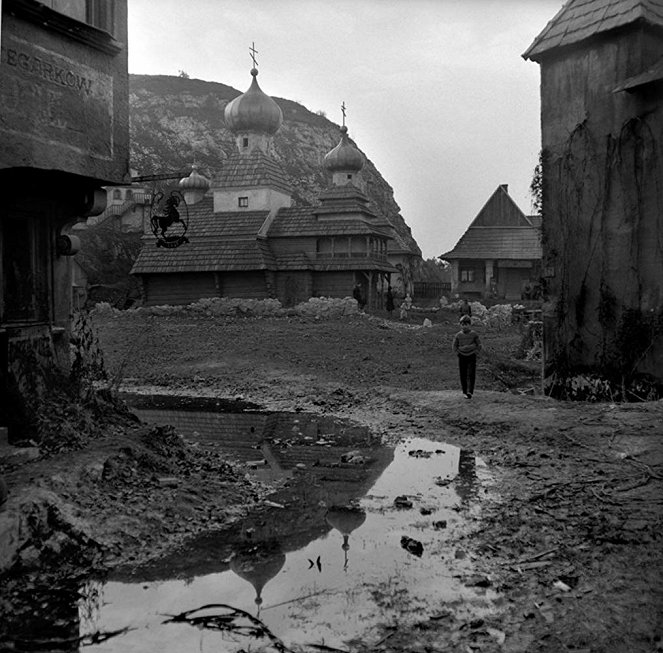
132 66 396 309
524 0 663 388
0 0 130 435
440 185 542 301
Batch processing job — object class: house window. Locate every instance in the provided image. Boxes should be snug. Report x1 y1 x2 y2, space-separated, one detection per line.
238 197 249 208
2 211 49 322
43 0 114 33
86 0 114 32
242 137 249 148
347 174 353 180
461 269 475 283
112 189 121 200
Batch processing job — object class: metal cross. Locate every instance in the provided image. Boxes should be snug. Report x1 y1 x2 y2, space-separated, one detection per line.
250 42 259 68
341 101 346 127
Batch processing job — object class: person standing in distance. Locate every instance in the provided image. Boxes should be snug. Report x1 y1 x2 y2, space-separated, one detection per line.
452 315 482 398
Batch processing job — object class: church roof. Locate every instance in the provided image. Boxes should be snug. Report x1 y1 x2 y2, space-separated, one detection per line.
523 0 663 61
440 185 541 260
215 150 292 195
268 206 393 239
131 200 274 274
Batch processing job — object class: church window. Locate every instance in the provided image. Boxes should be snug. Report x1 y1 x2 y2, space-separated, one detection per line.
461 269 475 282
238 197 249 208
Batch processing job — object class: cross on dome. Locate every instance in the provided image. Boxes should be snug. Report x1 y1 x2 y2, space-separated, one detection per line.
341 101 346 127
249 42 259 69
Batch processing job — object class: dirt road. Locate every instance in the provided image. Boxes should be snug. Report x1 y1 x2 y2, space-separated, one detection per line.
1 309 661 652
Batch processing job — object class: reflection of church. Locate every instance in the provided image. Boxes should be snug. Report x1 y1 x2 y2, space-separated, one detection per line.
325 505 367 571
229 540 286 615
131 51 400 309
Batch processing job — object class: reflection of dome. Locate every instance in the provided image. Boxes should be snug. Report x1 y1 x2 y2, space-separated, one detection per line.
179 164 210 192
229 541 285 609
325 505 366 569
224 68 283 135
323 126 364 173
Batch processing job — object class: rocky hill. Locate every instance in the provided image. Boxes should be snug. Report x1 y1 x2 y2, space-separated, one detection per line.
129 74 421 256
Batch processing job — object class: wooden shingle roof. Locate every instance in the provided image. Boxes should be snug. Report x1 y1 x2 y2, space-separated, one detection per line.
440 227 542 261
214 150 293 194
131 197 273 274
524 0 663 61
268 206 393 239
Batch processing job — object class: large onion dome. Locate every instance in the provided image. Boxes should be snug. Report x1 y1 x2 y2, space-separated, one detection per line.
178 164 210 192
224 68 283 135
324 126 364 173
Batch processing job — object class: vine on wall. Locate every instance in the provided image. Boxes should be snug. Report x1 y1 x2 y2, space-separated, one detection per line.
544 114 663 401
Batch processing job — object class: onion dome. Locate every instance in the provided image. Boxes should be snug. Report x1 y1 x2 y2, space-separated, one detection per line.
325 505 366 570
179 164 210 192
229 542 285 608
324 126 364 173
224 68 283 135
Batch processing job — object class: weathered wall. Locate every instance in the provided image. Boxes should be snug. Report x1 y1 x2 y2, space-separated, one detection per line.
0 3 129 184
144 272 218 306
539 28 663 385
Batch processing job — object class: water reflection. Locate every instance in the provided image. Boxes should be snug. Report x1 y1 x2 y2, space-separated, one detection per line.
5 400 491 652
78 429 493 652
229 539 286 615
325 505 367 571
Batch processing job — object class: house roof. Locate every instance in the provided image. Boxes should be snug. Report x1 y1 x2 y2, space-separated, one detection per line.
440 227 542 260
523 0 663 61
214 149 292 195
440 185 541 260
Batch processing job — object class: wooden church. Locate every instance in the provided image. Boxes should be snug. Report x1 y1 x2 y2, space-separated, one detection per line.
131 63 397 309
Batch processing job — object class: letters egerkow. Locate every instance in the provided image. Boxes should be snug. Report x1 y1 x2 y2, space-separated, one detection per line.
2 47 93 95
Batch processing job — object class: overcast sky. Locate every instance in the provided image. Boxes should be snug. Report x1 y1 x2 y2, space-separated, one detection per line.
127 0 563 259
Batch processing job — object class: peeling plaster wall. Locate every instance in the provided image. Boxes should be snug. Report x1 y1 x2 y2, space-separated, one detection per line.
539 28 663 383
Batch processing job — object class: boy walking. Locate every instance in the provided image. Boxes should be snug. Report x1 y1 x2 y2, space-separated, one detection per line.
452 315 482 398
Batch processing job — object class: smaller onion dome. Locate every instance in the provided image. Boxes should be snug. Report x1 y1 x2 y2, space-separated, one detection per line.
224 68 283 135
324 126 364 173
179 164 210 192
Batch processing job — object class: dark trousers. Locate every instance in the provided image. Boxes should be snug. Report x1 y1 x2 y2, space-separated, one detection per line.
458 354 477 395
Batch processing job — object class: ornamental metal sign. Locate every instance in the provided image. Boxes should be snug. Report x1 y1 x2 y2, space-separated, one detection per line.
148 184 189 248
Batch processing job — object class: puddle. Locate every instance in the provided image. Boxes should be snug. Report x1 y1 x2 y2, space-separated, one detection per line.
5 400 496 652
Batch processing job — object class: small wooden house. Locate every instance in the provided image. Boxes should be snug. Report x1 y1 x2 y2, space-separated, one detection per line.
131 68 396 309
440 185 542 300
524 0 663 386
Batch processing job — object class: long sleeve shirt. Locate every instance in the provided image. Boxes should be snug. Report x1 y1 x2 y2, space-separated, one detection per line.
452 330 482 356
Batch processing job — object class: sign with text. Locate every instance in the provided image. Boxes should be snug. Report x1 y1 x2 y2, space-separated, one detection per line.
0 34 114 161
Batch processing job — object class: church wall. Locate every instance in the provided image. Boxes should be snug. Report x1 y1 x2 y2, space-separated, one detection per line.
275 272 313 307
313 272 355 300
213 188 291 213
221 273 269 299
143 273 218 306
538 28 663 385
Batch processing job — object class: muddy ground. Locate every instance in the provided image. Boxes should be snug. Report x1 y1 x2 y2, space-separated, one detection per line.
1 308 662 652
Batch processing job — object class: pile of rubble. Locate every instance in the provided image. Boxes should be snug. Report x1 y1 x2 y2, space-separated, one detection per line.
91 296 360 320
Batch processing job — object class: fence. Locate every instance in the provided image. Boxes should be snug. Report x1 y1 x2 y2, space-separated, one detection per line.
413 281 451 299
